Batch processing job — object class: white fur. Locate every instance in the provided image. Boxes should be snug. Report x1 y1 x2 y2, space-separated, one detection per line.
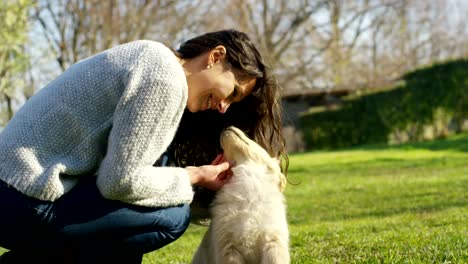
192 127 290 264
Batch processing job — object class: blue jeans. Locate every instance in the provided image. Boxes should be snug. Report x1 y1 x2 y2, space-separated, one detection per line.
0 176 190 263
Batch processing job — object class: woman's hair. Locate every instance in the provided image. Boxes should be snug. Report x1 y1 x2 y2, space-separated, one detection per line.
166 29 288 174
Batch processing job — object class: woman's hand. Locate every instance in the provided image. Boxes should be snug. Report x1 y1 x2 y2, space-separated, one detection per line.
185 154 235 191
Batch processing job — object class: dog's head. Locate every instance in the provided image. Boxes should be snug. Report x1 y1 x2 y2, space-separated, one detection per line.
220 126 287 192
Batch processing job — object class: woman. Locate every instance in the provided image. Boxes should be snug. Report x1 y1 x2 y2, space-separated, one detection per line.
0 29 287 263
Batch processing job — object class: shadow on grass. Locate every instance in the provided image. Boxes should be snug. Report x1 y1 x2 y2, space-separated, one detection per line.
306 194 468 223
288 155 464 177
353 132 468 152
315 178 468 222
337 200 468 222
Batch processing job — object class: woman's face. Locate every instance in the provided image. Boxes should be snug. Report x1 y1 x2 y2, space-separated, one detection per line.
185 46 256 113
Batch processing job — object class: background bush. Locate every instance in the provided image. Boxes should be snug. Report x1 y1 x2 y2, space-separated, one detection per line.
300 59 468 150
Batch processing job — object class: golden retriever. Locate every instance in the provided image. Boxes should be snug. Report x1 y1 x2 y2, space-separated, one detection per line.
192 126 290 264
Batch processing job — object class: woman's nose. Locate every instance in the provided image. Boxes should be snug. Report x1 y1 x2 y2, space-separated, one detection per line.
218 100 230 114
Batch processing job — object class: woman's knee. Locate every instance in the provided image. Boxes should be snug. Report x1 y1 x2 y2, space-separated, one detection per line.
165 204 190 239
137 204 190 252
71 204 191 254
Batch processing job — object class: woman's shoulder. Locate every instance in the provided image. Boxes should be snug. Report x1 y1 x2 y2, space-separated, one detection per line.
117 40 181 75
113 40 174 60
85 40 183 87
123 40 171 54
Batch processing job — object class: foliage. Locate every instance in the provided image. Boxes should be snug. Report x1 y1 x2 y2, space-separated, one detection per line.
0 0 33 125
300 59 468 150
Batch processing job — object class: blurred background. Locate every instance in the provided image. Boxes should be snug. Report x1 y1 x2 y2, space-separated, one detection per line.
1 0 467 152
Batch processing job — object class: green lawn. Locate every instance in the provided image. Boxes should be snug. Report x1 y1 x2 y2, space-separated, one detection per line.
146 133 468 263
2 133 468 263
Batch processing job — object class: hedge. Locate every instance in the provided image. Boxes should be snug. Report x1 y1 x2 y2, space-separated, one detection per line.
299 59 468 150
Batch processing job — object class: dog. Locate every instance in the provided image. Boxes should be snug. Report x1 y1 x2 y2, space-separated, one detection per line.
191 126 290 264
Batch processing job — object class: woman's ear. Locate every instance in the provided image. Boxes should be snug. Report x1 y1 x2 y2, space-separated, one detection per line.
211 45 227 64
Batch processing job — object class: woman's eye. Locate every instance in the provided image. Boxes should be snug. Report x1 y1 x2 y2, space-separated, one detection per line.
228 85 240 102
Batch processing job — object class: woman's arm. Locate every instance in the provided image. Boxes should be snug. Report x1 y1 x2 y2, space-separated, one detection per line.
96 41 192 207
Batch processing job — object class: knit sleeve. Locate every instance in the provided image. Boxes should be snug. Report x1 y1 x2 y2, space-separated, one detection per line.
96 41 193 207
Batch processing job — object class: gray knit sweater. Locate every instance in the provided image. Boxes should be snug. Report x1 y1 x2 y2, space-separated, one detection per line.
0 40 195 207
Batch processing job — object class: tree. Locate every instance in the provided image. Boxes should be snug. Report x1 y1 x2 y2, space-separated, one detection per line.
213 0 398 92
370 0 467 85
32 0 212 71
0 0 33 126
220 0 328 92
29 0 468 95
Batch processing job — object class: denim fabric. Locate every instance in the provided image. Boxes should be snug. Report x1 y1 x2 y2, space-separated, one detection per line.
0 176 191 262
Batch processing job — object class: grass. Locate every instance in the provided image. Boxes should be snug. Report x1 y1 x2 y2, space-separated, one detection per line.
2 133 467 263
145 133 468 263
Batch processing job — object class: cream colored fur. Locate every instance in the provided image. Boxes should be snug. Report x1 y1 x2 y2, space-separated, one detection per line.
192 126 290 264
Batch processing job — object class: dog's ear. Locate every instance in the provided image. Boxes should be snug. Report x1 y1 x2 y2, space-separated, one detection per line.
272 157 287 192
278 172 287 192
268 157 287 192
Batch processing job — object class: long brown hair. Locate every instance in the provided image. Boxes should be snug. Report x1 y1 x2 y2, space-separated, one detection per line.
166 29 288 174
